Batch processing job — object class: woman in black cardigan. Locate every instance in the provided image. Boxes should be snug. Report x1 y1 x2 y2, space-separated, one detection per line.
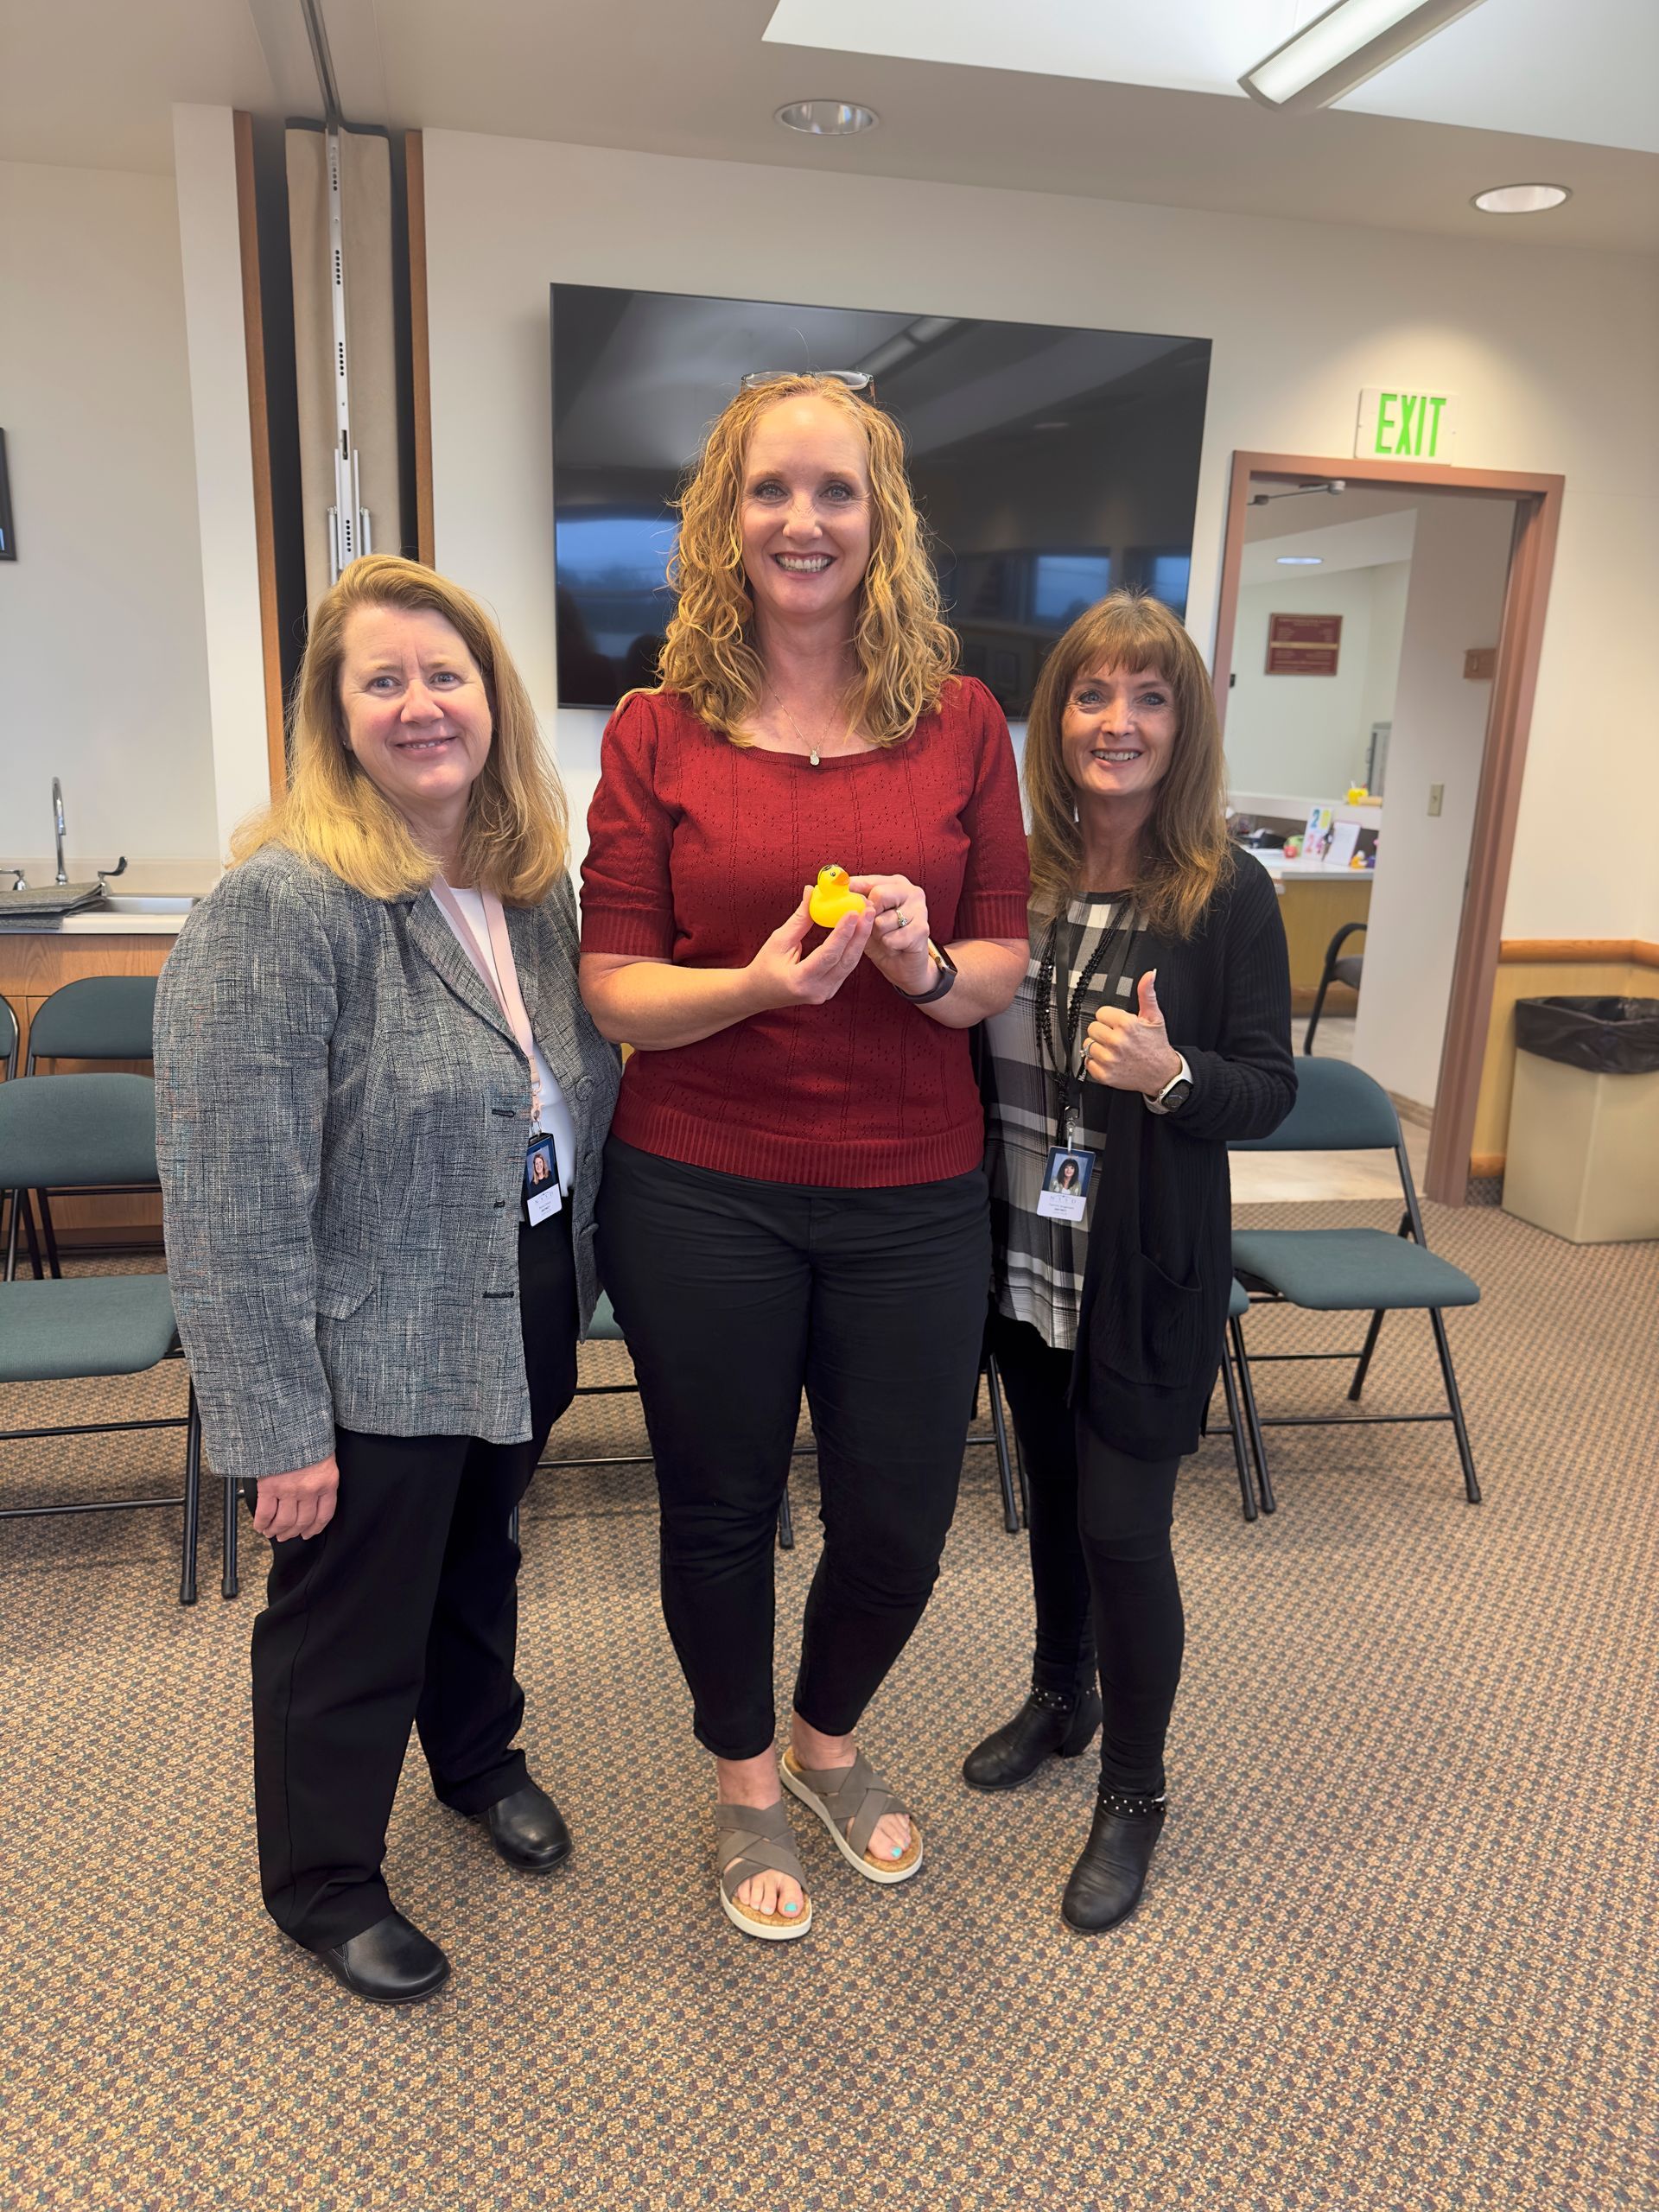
967 592 1294 1930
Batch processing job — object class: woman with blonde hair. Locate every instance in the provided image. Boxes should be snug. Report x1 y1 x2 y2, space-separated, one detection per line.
963 592 1294 1930
580 373 1029 1940
155 555 620 2005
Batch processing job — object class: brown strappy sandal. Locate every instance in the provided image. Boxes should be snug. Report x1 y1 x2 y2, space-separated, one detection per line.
780 1747 925 1885
715 1800 814 1941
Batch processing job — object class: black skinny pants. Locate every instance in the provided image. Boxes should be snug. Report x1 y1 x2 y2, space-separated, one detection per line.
249 1214 578 1951
598 1140 992 1762
987 1307 1184 1796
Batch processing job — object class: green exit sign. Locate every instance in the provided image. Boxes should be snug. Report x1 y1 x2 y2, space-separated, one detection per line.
1355 387 1459 461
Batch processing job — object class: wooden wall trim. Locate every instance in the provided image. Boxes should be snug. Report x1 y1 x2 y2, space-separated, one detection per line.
1427 479 1562 1205
1500 938 1659 967
405 131 435 569
233 111 287 799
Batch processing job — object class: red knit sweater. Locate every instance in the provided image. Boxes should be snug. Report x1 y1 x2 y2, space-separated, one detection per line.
580 679 1030 1187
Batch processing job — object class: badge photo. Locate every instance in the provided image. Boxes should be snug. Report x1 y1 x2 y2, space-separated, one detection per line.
1037 1146 1095 1223
524 1134 562 1224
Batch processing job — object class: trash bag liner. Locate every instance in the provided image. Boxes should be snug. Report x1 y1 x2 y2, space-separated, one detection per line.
1514 996 1659 1076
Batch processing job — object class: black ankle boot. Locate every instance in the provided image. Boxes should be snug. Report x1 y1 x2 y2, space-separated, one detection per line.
962 1681 1103 1792
1061 1788 1166 1932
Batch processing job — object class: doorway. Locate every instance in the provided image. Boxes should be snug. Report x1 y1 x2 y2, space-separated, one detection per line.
1211 452 1563 1205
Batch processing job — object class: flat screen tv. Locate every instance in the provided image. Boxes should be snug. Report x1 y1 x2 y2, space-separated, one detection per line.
551 284 1211 721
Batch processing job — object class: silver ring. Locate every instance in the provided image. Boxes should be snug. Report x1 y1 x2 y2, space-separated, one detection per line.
892 910 910 929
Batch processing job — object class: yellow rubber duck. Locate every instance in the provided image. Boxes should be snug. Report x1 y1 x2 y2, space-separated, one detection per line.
809 864 868 929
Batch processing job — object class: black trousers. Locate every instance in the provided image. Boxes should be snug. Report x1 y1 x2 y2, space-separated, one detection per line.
249 1214 578 1950
598 1140 992 1762
987 1307 1184 1796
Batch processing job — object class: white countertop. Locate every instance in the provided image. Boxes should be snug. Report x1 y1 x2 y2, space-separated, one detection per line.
1249 849 1378 882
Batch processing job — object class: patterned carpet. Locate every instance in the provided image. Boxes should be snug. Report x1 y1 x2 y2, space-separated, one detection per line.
2 1201 1656 2211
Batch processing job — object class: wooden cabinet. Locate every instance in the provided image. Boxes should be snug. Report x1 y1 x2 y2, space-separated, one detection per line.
0 931 177 1248
1274 876 1373 1014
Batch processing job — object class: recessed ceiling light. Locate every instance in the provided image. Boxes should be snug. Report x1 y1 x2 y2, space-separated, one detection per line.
1240 0 1486 114
1277 555 1324 565
776 100 878 136
1472 182 1571 215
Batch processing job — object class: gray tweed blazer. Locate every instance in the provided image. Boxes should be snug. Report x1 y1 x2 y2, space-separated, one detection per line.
154 844 620 1481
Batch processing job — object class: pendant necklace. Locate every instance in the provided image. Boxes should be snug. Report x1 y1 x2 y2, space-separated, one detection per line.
770 690 846 767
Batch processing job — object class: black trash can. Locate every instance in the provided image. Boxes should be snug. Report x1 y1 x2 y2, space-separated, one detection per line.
1503 996 1659 1243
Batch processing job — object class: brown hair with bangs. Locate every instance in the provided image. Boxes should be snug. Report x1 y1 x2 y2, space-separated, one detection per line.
1024 591 1233 940
654 374 957 745
232 555 568 905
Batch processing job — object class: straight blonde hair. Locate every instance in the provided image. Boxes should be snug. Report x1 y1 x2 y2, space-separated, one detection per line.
655 375 957 745
233 555 568 904
1024 592 1234 940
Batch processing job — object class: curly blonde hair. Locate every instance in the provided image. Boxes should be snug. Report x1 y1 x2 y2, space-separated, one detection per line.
1024 592 1233 941
654 375 957 745
233 555 568 905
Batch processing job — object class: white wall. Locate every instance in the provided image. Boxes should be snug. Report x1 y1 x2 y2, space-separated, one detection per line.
420 129 1659 931
0 158 216 871
1354 497 1517 1108
1226 561 1410 800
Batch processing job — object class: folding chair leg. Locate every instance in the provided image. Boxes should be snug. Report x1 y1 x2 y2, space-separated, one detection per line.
1230 1314 1274 1515
222 1474 240 1600
36 1189 62 1280
1303 978 1330 1056
3 1187 18 1281
982 1352 1021 1534
508 1503 520 1547
1349 1309 1385 1401
1427 1307 1482 1504
179 1383 202 1606
777 1483 795 1552
1217 1339 1258 1522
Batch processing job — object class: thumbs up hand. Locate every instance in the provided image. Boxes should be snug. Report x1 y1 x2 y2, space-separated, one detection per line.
1083 968 1184 1096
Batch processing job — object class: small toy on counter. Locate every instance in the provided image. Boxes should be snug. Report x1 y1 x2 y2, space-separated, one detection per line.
1349 851 1369 868
809 864 868 929
1281 836 1303 860
1345 785 1374 805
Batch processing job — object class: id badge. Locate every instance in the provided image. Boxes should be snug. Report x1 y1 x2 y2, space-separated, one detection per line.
524 1135 562 1225
1037 1145 1096 1224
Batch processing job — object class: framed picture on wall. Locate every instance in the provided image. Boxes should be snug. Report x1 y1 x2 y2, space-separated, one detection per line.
1267 612 1340 674
0 431 15 561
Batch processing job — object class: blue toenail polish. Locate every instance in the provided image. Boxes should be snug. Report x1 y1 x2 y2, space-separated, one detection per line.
784 1900 799 1913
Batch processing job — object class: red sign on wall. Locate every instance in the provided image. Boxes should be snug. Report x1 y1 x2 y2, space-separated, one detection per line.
1267 613 1342 676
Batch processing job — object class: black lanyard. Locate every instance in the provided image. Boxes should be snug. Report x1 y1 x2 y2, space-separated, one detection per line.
1033 902 1134 1146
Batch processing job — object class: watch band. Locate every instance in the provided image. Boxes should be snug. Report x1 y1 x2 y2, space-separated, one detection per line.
895 938 959 1004
1146 1053 1192 1115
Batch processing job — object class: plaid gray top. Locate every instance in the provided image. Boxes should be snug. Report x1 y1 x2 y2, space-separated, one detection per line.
984 894 1141 1351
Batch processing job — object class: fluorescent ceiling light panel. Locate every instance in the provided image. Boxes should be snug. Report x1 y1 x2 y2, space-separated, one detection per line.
765 0 1659 155
1241 0 1488 111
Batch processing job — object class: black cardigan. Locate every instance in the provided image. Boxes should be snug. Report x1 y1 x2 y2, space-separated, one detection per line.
1071 850 1296 1460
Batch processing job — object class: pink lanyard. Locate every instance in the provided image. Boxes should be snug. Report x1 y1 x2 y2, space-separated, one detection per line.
429 879 544 1134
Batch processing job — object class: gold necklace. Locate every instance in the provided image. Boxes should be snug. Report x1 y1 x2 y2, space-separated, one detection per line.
769 690 848 767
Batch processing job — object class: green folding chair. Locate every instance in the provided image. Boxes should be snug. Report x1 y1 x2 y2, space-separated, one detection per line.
0 1071 207 1604
21 975 160 1276
1229 1058 1481 1512
0 992 45 1277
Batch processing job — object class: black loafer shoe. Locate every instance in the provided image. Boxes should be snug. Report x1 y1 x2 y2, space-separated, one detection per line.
962 1682 1103 1791
315 1910 450 2005
471 1779 573 1873
1061 1789 1166 1933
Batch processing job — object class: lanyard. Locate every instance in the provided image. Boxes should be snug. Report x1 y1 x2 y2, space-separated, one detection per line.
429 879 544 1135
1033 902 1134 1147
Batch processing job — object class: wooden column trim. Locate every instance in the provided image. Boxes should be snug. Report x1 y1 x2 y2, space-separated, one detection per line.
405 131 435 569
1427 481 1561 1204
233 111 287 798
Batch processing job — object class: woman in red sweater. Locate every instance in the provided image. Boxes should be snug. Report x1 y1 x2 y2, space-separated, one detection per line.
581 373 1028 1940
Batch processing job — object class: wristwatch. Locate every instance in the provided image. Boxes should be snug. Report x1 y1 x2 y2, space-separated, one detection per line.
893 938 959 1005
1146 1053 1193 1115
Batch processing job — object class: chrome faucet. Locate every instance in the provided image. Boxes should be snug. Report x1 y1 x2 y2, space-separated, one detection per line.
52 778 67 884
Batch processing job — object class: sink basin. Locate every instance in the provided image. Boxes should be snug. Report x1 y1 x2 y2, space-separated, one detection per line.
101 893 199 915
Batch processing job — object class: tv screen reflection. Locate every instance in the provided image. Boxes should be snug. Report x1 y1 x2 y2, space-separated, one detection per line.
552 284 1210 721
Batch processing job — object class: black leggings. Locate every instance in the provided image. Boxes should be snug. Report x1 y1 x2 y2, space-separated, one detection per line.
598 1140 991 1762
987 1307 1184 1796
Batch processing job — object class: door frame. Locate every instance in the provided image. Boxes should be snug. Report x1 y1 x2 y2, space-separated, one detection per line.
1210 450 1564 1206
